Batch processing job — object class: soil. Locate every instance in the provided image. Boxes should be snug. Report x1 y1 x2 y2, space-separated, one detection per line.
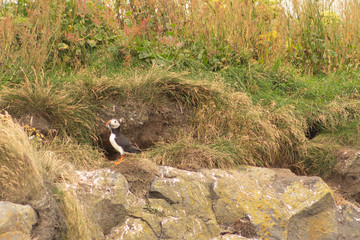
114 158 159 198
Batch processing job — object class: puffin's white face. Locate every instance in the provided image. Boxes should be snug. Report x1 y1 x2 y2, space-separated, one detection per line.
106 119 121 130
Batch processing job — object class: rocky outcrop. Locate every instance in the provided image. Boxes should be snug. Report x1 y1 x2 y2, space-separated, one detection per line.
0 201 38 240
331 148 360 204
2 164 360 239
61 164 360 240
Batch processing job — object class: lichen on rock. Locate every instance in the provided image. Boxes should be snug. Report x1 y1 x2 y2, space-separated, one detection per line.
6 164 357 240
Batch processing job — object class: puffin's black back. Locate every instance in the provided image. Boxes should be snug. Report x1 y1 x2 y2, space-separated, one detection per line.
112 127 141 153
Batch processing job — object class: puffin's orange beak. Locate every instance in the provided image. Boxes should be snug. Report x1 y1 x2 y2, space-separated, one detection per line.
105 120 111 127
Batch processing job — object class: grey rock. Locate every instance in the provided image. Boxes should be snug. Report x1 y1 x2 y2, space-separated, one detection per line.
0 201 38 239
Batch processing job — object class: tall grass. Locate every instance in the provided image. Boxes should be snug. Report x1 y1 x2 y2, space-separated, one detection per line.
0 112 46 203
114 0 360 73
1 0 359 81
0 0 119 82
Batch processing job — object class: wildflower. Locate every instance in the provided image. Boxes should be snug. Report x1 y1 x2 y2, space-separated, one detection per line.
0 111 12 125
321 10 341 26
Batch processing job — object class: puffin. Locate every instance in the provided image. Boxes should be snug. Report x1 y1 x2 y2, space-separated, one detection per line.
106 118 141 165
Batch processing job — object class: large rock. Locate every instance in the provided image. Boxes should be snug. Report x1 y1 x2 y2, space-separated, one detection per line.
0 201 38 240
332 148 360 204
58 165 360 240
336 204 360 239
61 168 143 239
201 167 337 239
149 167 221 239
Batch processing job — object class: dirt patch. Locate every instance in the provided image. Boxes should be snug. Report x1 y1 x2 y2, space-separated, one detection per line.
12 113 52 136
114 158 159 198
221 216 257 238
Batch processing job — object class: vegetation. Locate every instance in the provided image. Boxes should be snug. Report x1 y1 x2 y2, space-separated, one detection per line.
0 0 360 238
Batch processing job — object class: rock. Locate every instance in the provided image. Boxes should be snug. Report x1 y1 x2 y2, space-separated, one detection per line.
18 114 51 136
331 148 360 204
60 168 143 239
336 204 360 239
201 167 337 240
149 166 221 239
0 201 38 239
56 165 360 239
211 235 255 240
105 217 158 240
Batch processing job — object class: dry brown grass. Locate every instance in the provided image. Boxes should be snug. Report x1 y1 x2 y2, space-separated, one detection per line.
144 76 309 173
0 111 74 239
0 111 45 203
0 110 100 239
0 111 74 200
151 135 237 171
0 69 97 143
57 189 96 240
42 136 105 170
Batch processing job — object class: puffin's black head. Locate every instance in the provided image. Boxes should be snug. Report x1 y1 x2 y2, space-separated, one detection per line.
106 119 121 131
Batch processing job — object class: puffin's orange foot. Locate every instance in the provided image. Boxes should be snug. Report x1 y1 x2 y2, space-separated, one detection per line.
114 155 126 165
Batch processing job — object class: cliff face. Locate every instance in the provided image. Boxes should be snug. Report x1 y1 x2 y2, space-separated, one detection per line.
1 164 360 240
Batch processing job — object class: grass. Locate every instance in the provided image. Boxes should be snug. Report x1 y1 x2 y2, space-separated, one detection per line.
2 65 358 177
0 111 73 238
42 136 105 170
0 112 46 203
56 188 96 240
0 69 98 143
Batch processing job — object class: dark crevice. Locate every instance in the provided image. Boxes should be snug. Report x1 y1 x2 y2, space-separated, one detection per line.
148 191 176 204
306 121 323 139
128 214 161 239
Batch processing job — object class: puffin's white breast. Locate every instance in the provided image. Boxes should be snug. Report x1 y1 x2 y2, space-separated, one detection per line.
109 133 124 155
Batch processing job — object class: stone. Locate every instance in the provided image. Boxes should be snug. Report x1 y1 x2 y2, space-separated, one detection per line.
149 166 221 239
332 148 360 204
0 201 38 239
105 217 158 240
201 166 337 240
336 204 360 240
211 235 256 240
59 168 144 239
55 165 360 239
0 231 30 240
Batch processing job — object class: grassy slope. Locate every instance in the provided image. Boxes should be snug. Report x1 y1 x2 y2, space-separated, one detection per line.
2 64 359 175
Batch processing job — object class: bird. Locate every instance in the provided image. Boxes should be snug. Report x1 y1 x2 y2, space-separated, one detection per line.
106 118 141 165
